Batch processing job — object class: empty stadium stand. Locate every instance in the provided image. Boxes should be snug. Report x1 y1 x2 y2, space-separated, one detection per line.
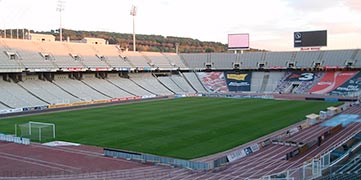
87 44 133 69
180 53 209 69
163 53 188 69
141 52 173 69
266 51 293 68
264 72 284 93
106 74 154 97
52 76 110 101
355 50 361 67
0 38 360 113
210 53 236 69
65 43 110 69
18 75 80 104
34 41 85 69
171 75 196 93
129 73 173 96
250 72 265 92
158 76 184 94
0 45 22 71
240 52 263 69
81 74 133 98
122 51 150 68
182 72 208 93
1 39 57 70
322 49 354 67
0 79 48 108
157 75 196 94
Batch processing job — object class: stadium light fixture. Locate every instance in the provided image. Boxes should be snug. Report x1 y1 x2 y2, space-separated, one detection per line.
130 5 137 52
56 0 65 42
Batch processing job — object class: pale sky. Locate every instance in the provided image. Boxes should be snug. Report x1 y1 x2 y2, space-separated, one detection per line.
0 0 361 51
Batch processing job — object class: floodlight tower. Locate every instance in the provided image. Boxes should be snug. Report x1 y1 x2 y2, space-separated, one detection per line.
56 0 65 42
130 5 137 52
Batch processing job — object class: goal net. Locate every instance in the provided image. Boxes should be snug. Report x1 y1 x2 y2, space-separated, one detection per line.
17 121 56 142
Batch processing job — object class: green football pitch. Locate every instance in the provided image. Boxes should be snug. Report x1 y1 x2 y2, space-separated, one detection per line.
0 97 339 159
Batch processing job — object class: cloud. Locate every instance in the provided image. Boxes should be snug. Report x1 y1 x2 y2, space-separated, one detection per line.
311 22 361 34
284 0 342 12
343 0 361 11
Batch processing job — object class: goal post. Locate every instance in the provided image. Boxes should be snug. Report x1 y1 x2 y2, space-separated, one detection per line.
16 121 56 142
29 121 56 139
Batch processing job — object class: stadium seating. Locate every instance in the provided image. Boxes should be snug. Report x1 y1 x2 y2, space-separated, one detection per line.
315 152 361 180
87 44 132 69
129 73 173 96
141 52 173 69
0 39 56 70
264 72 284 93
180 53 208 69
265 51 292 67
81 74 132 98
157 75 196 94
0 102 10 110
18 75 81 104
210 53 236 69
322 50 354 67
334 154 361 174
294 51 321 68
0 79 48 108
1 38 361 112
163 53 188 69
106 75 154 96
250 72 265 92
0 43 23 71
53 77 109 101
65 43 110 69
5 39 58 69
239 52 263 69
355 50 361 66
182 72 208 93
274 72 324 94
170 76 196 94
157 76 184 94
122 51 150 68
34 41 85 69
1 39 361 71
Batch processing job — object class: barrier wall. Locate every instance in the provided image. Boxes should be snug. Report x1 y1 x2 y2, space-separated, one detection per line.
213 156 228 168
201 93 274 99
0 133 30 145
226 143 261 162
104 148 212 170
0 108 23 114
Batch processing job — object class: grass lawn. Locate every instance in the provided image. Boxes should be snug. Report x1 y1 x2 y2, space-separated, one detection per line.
0 97 339 159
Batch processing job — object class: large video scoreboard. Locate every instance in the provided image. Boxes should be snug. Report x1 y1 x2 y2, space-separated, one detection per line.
228 34 250 50
294 30 327 48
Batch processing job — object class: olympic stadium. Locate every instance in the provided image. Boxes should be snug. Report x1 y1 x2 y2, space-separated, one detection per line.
0 2 361 180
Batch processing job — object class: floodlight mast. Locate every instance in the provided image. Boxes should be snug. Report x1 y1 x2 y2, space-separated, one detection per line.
56 0 65 42
130 5 137 52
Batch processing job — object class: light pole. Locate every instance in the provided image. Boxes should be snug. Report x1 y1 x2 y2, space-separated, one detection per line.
130 5 137 52
56 0 65 42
